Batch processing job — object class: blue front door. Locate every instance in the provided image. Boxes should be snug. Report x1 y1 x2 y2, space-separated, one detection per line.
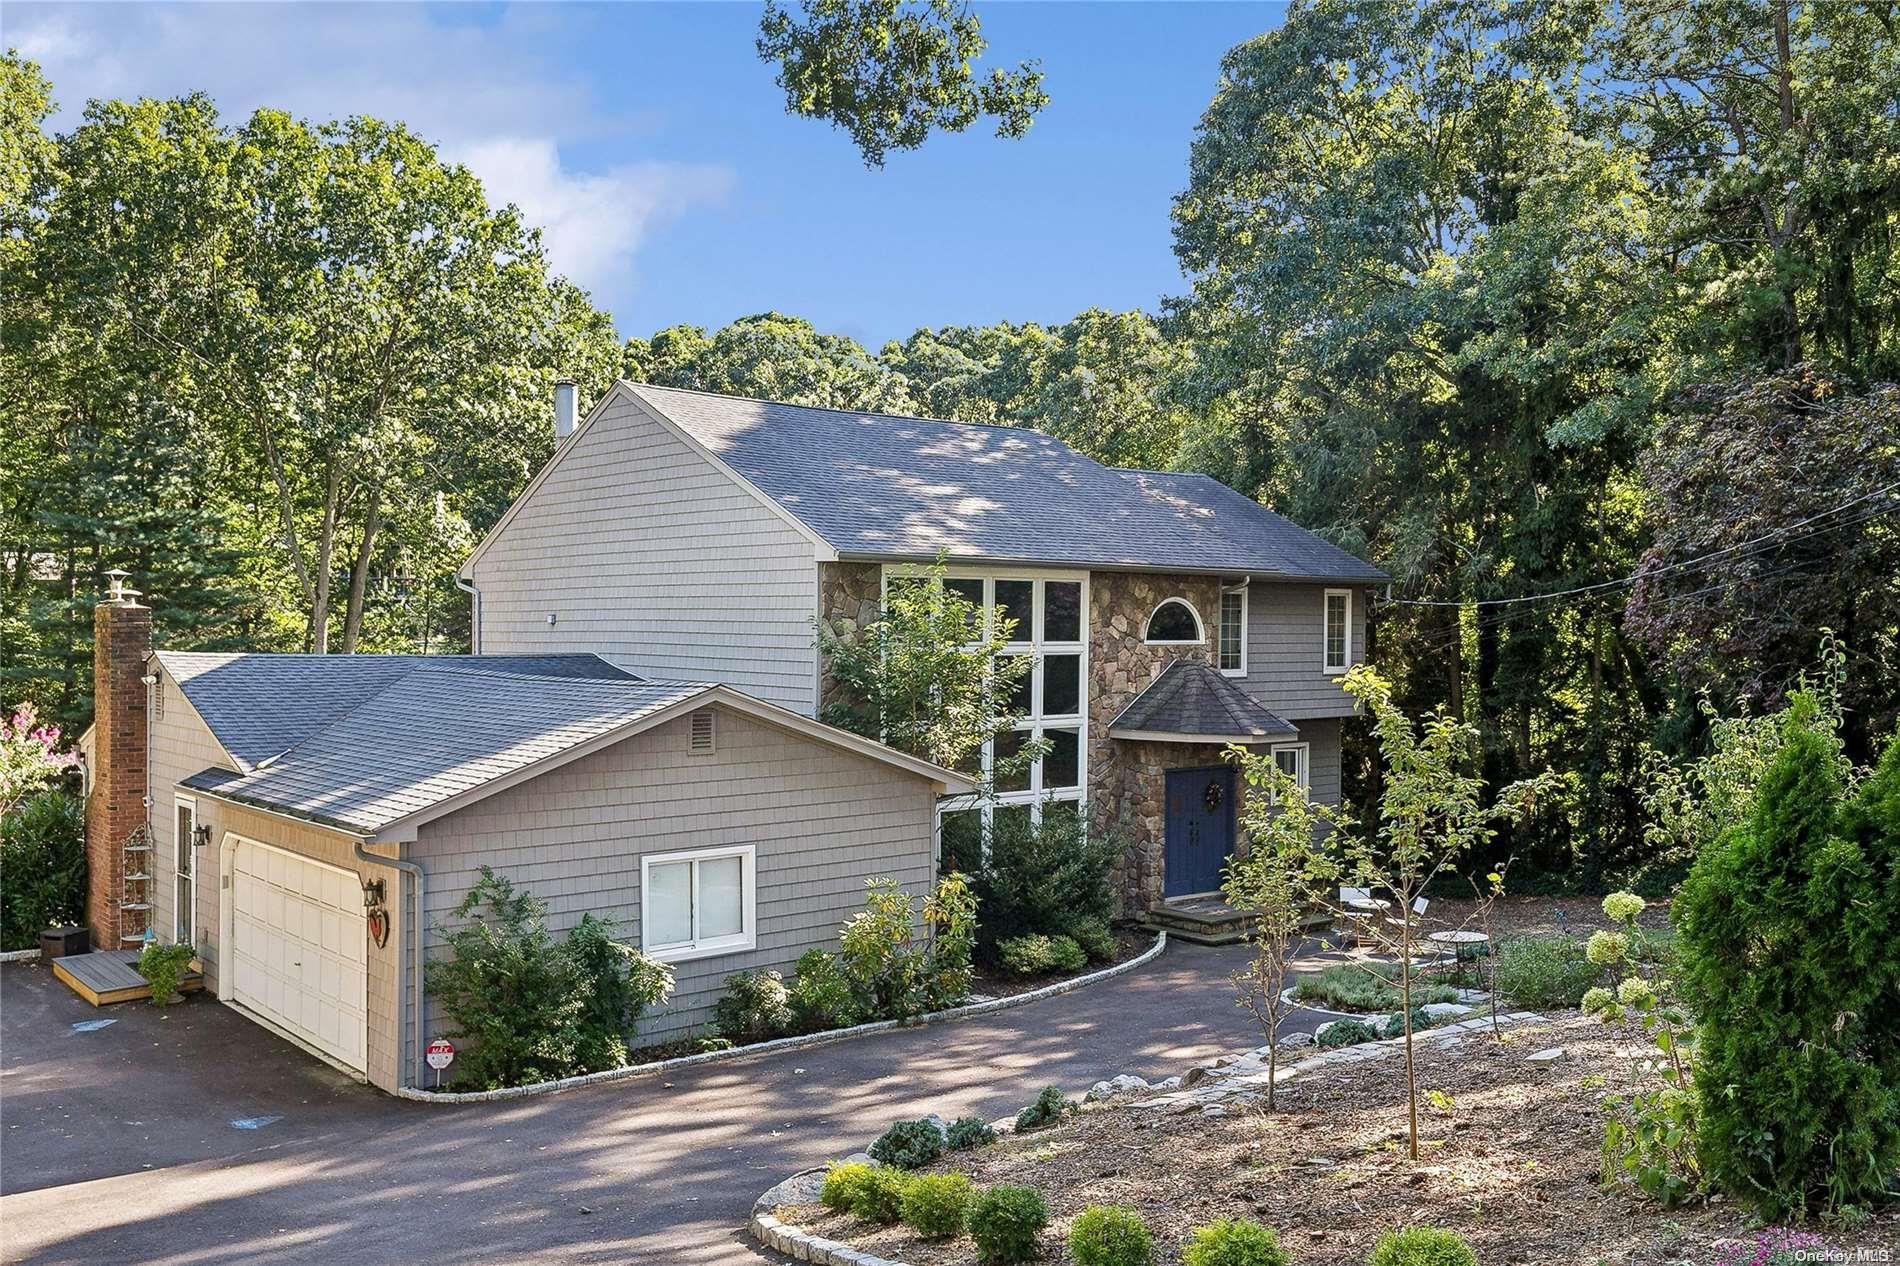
1164 766 1236 897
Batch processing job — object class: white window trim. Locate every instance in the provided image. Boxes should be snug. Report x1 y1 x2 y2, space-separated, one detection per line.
882 565 1091 834
1143 597 1205 646
1218 586 1248 676
1323 588 1352 674
640 844 757 964
1268 742 1310 805
174 794 196 945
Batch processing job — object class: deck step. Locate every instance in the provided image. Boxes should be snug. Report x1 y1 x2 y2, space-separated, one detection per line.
52 949 205 1007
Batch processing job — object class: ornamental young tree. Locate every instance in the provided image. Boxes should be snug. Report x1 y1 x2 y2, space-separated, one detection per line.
0 703 76 815
1251 666 1554 1160
1224 748 1350 1111
817 557 1044 788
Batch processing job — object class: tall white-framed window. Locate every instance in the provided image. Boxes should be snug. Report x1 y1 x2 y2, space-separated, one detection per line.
1218 587 1247 675
890 566 1090 858
641 845 756 963
1143 598 1204 645
1323 589 1352 674
1268 742 1309 804
174 795 196 945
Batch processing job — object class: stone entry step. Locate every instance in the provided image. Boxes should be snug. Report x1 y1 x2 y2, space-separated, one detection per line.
1140 898 1333 946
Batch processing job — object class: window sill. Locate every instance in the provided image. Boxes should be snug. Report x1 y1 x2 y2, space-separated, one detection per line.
645 936 756 965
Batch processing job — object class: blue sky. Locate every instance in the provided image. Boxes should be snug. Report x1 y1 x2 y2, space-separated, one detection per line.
11 2 1287 348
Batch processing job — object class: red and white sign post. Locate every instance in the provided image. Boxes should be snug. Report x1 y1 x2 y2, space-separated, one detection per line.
425 1038 455 1088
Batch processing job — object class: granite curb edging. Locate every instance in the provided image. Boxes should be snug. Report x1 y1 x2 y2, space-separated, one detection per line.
390 932 1167 1104
0 948 43 963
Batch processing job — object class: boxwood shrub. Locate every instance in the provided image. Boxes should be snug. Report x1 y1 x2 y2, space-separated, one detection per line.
968 1184 1048 1264
1367 1226 1477 1266
819 1161 875 1213
848 1166 911 1223
1182 1218 1290 1266
901 1172 972 1239
1068 1204 1153 1266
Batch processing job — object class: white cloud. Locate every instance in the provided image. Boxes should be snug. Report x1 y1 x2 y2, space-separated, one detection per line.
452 138 732 296
7 2 732 313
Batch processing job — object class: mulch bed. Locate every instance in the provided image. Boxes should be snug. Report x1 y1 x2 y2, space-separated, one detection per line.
1420 894 1675 941
967 927 1157 1000
780 1012 1900 1264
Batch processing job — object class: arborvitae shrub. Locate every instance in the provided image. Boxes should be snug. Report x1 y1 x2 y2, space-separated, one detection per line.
1674 702 1900 1219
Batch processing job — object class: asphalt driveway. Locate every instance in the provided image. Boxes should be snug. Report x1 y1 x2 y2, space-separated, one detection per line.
1 941 1324 1265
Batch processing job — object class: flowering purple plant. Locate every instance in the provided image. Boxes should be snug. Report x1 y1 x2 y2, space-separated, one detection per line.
1708 1228 1831 1266
1 703 79 814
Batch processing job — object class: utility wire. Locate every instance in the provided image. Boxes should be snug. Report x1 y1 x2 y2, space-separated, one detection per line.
1375 482 1900 610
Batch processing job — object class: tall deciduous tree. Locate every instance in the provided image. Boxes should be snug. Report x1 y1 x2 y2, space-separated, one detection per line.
757 0 1047 167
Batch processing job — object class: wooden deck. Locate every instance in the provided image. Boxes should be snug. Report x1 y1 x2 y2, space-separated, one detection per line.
51 950 205 1007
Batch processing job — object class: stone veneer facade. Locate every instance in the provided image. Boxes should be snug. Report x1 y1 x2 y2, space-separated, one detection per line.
815 562 1261 912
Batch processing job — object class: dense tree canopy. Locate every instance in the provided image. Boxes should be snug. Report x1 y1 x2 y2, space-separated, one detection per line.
4 0 1896 885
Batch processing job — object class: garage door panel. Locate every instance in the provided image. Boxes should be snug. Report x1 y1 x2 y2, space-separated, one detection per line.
230 839 367 1074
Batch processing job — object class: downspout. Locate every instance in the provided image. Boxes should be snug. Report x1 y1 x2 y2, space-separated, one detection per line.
354 842 426 1090
455 574 480 654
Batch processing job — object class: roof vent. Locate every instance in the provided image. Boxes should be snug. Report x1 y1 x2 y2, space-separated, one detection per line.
688 709 716 755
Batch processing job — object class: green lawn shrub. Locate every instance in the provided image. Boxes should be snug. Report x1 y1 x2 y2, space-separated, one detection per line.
1068 1204 1153 1266
136 942 195 1007
901 1172 972 1239
424 868 672 1088
1316 1018 1378 1048
1013 1084 1074 1132
869 1118 946 1169
1380 1007 1437 1040
713 968 793 1042
1366 1226 1476 1266
1067 915 1117 963
1493 935 1600 1008
946 1115 997 1149
848 1166 911 1223
820 1161 876 1213
0 789 84 951
1292 963 1457 1012
959 807 1117 958
787 948 861 1032
1181 1218 1290 1266
968 1184 1048 1264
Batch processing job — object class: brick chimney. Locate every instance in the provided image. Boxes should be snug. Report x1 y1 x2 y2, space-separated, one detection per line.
86 570 151 949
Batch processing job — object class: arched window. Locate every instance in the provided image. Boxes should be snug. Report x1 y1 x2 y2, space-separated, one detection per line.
1144 598 1204 644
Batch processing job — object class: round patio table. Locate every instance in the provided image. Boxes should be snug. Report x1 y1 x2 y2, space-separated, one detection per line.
1426 929 1491 961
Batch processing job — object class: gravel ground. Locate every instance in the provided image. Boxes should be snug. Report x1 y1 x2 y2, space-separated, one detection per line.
781 1012 1900 1265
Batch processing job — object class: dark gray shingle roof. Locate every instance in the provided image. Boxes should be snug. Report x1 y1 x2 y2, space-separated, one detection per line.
179 664 710 835
159 651 637 770
1109 661 1299 741
626 383 1388 582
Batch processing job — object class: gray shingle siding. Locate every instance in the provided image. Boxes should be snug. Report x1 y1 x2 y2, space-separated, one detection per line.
468 390 825 713
411 704 937 1049
1238 582 1372 720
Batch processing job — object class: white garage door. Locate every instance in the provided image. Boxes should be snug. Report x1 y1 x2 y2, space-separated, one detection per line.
229 839 367 1073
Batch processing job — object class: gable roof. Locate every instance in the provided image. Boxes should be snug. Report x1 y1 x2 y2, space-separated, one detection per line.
621 383 1387 582
162 653 970 837
1108 660 1300 744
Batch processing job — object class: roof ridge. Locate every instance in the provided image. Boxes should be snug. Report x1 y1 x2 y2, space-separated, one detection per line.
624 379 1081 442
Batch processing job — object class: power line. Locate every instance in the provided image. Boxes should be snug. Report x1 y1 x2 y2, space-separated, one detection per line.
1375 481 1900 611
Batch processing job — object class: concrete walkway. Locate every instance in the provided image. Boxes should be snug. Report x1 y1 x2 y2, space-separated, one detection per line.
1 941 1327 1266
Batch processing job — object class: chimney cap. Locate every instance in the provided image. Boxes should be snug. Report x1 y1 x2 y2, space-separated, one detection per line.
103 568 142 605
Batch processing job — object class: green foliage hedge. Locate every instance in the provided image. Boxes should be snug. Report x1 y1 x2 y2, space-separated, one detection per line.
950 807 1117 959
946 1115 997 1149
968 1184 1048 1264
1068 1205 1153 1266
849 1166 911 1223
1317 1018 1378 1048
820 1161 875 1213
997 932 1088 977
714 968 793 1042
1182 1218 1289 1266
0 790 84 951
1013 1084 1074 1132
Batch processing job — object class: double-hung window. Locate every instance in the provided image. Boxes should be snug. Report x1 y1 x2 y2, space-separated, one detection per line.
1323 589 1352 674
641 845 756 962
1218 588 1247 675
174 795 196 945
